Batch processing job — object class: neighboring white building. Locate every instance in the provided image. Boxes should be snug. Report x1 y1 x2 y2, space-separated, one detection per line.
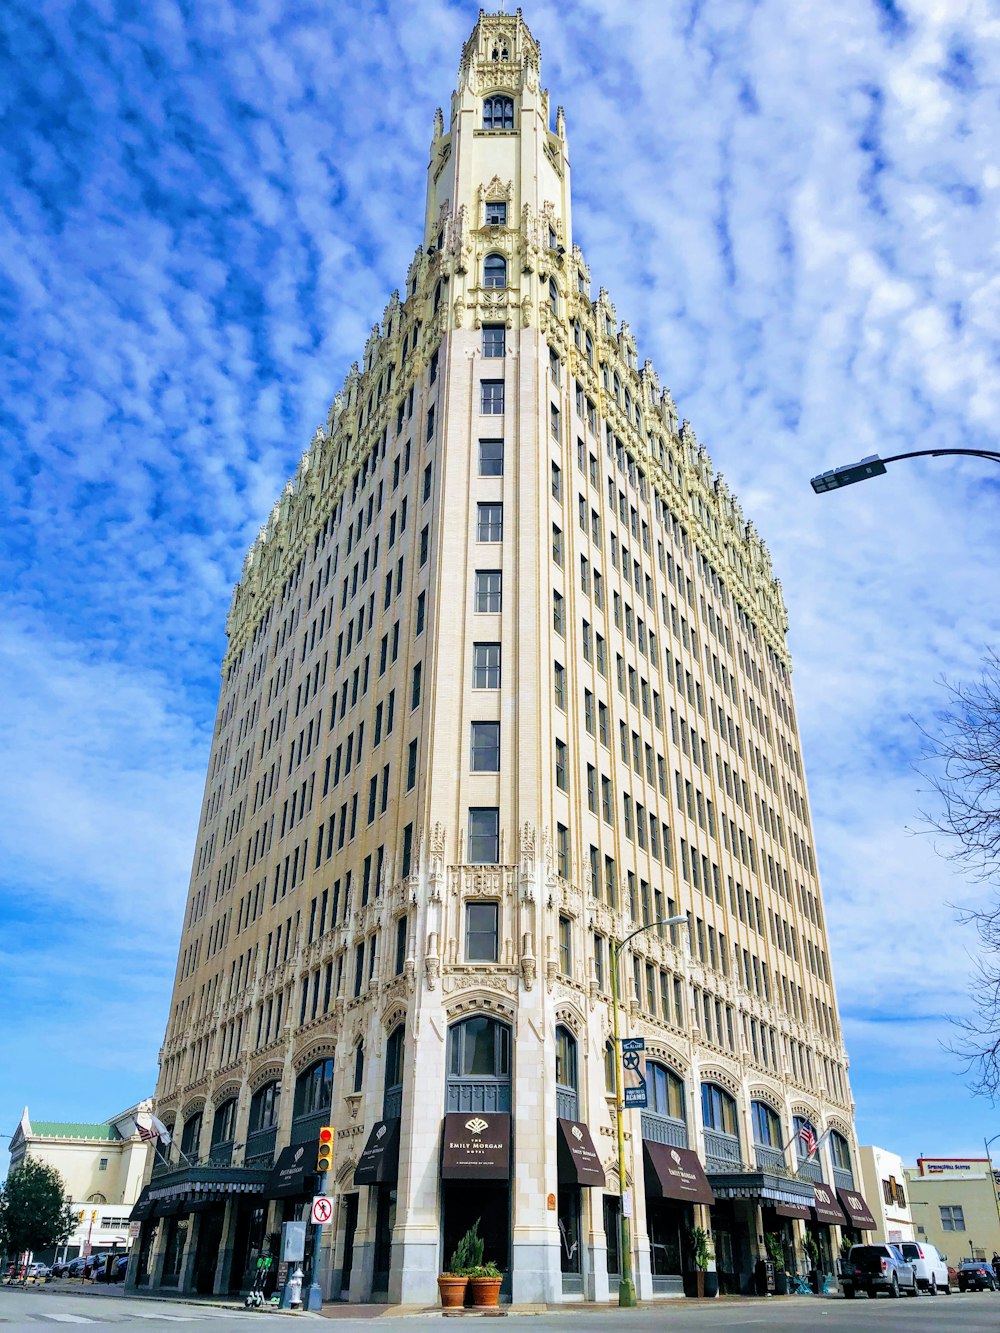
858 1146 914 1244
9 1101 154 1262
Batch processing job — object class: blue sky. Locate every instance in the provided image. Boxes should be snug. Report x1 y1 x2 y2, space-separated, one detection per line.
2 0 999 1173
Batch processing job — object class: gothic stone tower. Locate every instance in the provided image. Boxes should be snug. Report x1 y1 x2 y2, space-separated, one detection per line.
146 9 871 1308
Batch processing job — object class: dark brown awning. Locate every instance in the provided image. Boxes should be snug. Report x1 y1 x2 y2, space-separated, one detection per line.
354 1119 401 1186
774 1201 812 1220
837 1188 877 1230
129 1186 154 1222
267 1144 317 1199
557 1119 605 1187
441 1112 510 1181
152 1197 183 1218
643 1142 714 1205
811 1181 847 1225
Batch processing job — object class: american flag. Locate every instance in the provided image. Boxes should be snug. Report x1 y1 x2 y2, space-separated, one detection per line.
798 1121 817 1156
136 1113 171 1146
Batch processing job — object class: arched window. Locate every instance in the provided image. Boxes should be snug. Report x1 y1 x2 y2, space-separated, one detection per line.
701 1082 740 1169
555 1024 578 1120
447 1014 512 1112
793 1114 817 1160
180 1110 203 1161
353 1042 365 1093
384 1025 405 1118
751 1101 782 1161
647 1063 685 1120
248 1080 281 1134
211 1097 238 1147
483 253 507 289
483 95 514 129
829 1129 853 1179
86 1193 107 1205
294 1058 334 1119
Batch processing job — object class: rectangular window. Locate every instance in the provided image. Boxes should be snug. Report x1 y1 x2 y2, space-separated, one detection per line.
481 380 504 414
555 738 568 791
419 524 429 566
557 822 569 879
395 916 408 975
406 738 418 790
551 403 561 442
558 915 572 975
554 661 566 709
485 200 507 226
479 438 504 475
553 590 564 635
471 721 501 771
482 325 506 358
401 822 413 877
475 568 502 612
411 662 422 709
466 901 499 961
416 590 426 635
551 460 562 501
473 642 501 688
940 1205 965 1231
552 524 563 567
477 502 503 542
468 807 500 863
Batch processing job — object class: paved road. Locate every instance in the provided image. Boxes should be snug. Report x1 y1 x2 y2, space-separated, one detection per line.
3 1286 1000 1331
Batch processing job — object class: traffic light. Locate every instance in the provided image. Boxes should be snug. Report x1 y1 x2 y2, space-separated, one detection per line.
78 1210 85 1222
317 1126 334 1174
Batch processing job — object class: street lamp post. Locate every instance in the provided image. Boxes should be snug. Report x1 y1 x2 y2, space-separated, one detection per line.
810 448 1000 493
609 912 690 1308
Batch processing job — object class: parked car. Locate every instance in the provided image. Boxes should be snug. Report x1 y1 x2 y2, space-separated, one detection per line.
957 1258 998 1291
65 1257 89 1278
25 1263 50 1281
840 1243 919 1299
899 1241 951 1294
50 1259 72 1278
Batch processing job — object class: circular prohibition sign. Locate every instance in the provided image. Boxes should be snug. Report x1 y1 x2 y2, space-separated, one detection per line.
311 1196 334 1225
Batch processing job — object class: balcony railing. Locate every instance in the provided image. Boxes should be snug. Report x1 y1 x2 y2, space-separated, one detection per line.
754 1144 787 1173
446 1079 511 1114
796 1157 823 1183
206 1142 234 1168
832 1166 855 1192
290 1109 330 1147
641 1113 688 1148
383 1086 403 1121
704 1129 742 1171
244 1126 277 1169
556 1088 579 1122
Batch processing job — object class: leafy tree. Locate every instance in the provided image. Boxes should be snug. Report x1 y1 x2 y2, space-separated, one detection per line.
0 1159 75 1259
919 650 1000 1095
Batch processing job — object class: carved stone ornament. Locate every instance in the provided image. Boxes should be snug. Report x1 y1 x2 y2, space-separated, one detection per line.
520 953 536 991
424 954 440 991
429 821 446 859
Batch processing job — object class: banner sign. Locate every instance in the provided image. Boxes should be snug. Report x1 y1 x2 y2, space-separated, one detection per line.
621 1038 647 1108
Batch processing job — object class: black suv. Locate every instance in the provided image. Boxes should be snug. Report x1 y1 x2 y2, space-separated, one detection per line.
840 1244 918 1299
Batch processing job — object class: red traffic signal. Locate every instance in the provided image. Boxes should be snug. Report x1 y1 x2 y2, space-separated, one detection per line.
317 1126 334 1174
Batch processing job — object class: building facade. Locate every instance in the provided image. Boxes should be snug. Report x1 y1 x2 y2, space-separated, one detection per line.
10 1103 152 1265
858 1146 914 1244
906 1158 1000 1262
138 11 871 1305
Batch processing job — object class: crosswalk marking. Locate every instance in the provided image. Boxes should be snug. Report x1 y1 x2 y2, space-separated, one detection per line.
39 1317 97 1325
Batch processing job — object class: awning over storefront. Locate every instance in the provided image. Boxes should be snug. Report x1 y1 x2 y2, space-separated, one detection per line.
643 1142 715 1205
267 1144 318 1199
556 1119 605 1187
837 1188 877 1230
811 1181 847 1225
152 1198 183 1218
354 1119 401 1186
129 1186 154 1222
708 1170 815 1210
441 1112 510 1181
773 1201 813 1221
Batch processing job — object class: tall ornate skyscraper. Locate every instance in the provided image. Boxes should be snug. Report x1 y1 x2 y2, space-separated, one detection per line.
139 10 872 1307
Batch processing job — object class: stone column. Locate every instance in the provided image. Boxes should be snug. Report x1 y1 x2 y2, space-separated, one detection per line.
147 1220 170 1291
213 1198 240 1295
178 1214 201 1294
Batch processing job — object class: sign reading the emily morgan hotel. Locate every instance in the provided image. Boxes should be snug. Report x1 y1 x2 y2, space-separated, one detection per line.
441 1113 510 1181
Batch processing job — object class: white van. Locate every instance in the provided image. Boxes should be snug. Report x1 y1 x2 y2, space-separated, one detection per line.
898 1241 951 1294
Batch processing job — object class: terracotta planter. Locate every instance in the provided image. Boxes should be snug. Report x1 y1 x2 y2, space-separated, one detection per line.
437 1274 468 1308
467 1275 502 1307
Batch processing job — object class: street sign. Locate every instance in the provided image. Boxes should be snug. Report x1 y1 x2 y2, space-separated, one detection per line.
129 1221 141 1239
621 1037 647 1108
311 1195 333 1225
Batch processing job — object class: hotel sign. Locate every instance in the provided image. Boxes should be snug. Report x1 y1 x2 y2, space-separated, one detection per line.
441 1112 511 1181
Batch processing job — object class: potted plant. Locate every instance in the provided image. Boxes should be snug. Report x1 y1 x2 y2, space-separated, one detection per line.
467 1260 503 1307
803 1235 821 1293
836 1235 853 1276
687 1226 715 1298
765 1233 788 1294
437 1223 481 1308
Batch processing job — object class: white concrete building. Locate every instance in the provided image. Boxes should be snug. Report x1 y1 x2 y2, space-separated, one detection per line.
858 1146 914 1244
137 10 872 1307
